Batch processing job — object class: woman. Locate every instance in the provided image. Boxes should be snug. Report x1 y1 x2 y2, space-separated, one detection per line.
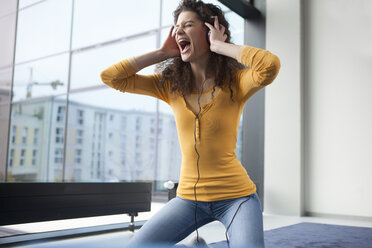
100 0 280 247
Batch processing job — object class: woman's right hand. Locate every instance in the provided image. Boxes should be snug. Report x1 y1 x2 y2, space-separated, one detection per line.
160 26 180 59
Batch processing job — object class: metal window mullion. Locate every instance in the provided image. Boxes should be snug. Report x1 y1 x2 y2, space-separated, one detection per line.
4 0 20 181
62 0 75 182
153 0 162 186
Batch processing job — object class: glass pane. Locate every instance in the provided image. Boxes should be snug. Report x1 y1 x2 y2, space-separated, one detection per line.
161 0 229 27
160 27 169 46
227 12 244 162
0 68 13 181
12 53 69 102
226 11 244 45
64 88 160 182
70 35 157 90
156 100 181 190
50 96 67 182
72 0 160 49
7 95 67 182
161 0 179 27
236 117 243 162
15 0 72 63
0 1 16 181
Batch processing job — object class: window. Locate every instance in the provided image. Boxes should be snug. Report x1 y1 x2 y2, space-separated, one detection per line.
15 0 72 63
33 128 39 145
20 149 26 166
11 125 16 144
55 148 63 164
56 128 64 143
75 149 82 164
32 150 37 166
13 54 69 101
77 109 84 125
9 149 14 167
136 117 141 131
2 0 243 234
76 129 83 144
66 33 159 182
57 106 65 123
71 0 160 50
22 127 28 145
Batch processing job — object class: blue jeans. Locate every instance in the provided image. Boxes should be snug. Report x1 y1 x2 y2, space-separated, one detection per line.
126 192 264 248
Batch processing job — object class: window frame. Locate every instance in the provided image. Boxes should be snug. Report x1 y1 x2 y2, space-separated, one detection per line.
1 0 257 238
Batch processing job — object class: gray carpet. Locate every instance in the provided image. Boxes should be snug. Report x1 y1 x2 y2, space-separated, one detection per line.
4 222 372 247
264 222 372 248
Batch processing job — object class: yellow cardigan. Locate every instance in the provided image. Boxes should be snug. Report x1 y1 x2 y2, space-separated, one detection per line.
100 46 280 201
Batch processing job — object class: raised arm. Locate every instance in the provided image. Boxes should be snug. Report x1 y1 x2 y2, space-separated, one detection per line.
205 17 280 102
134 26 180 70
100 26 181 103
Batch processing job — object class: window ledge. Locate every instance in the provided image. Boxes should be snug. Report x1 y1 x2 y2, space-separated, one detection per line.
0 202 165 245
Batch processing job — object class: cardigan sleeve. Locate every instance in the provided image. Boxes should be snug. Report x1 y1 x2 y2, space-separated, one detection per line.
235 46 281 103
100 57 170 104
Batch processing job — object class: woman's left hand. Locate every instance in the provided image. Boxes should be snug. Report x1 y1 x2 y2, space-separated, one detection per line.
204 16 228 52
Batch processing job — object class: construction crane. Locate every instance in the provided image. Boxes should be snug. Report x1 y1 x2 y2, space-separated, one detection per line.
26 67 64 98
26 80 64 98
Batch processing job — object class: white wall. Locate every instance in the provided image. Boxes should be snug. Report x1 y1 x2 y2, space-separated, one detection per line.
265 0 304 216
265 0 372 218
303 0 372 217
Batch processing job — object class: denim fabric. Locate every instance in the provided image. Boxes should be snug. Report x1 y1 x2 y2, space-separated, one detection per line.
126 192 264 248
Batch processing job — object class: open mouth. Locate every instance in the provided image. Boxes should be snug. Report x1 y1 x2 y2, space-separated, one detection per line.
179 40 191 54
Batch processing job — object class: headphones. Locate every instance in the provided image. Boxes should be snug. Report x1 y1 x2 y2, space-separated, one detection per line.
192 83 204 245
191 17 248 248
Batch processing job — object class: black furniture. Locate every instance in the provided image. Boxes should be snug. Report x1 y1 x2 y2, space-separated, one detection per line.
168 182 178 201
0 182 152 231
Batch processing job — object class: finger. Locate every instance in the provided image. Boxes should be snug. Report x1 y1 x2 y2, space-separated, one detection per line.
214 16 219 29
170 26 175 37
204 22 214 31
220 25 225 34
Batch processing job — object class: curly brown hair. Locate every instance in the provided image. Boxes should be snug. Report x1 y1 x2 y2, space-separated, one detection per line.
157 0 244 101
